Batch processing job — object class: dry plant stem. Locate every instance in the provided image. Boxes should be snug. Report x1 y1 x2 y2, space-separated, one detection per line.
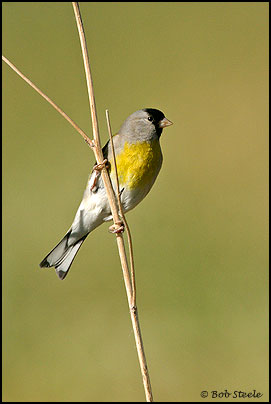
71 3 120 223
72 3 153 401
2 7 153 401
105 109 136 308
2 55 93 148
71 2 132 298
106 113 151 397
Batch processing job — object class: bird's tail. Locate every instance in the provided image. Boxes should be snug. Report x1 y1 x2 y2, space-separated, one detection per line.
39 230 87 280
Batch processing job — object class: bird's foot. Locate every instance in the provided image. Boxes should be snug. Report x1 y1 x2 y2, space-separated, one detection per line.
90 159 109 192
109 221 125 234
93 159 109 172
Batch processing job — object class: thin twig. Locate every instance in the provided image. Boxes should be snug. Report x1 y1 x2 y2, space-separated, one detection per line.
2 55 93 148
71 2 120 223
71 1 133 301
72 3 153 401
3 5 153 401
105 109 136 307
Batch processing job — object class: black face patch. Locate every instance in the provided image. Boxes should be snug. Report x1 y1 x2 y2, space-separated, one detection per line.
144 108 165 125
144 108 165 138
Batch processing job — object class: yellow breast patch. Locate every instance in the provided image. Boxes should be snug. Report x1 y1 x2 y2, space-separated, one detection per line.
111 140 162 190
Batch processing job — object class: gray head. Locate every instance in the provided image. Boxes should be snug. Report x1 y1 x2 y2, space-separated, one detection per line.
118 108 173 142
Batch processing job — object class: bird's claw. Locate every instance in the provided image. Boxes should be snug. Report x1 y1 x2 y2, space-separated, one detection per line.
93 159 109 172
90 159 109 192
109 222 125 234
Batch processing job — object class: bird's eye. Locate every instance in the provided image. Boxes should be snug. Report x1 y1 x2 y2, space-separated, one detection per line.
148 116 154 122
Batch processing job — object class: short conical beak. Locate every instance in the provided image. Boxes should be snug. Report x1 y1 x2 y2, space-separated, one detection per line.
159 117 173 128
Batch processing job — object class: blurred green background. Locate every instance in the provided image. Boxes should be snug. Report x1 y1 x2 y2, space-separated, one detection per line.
2 2 268 402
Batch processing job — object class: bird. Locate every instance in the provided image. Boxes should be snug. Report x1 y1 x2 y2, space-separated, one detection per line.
40 108 173 279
